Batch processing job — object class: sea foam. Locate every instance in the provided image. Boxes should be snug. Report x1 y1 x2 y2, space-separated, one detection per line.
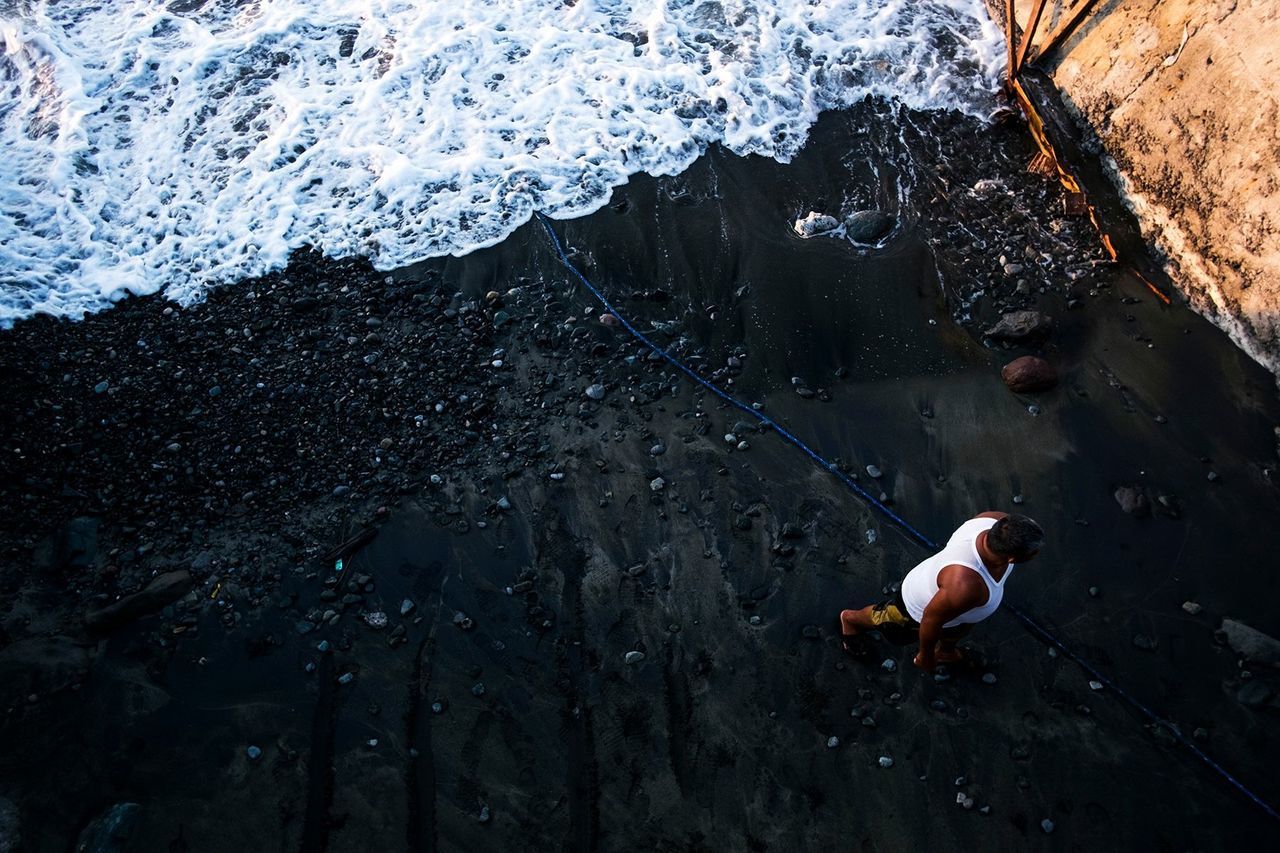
0 0 1004 323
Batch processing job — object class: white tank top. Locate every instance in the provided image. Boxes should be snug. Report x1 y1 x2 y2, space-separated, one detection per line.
901 518 1013 628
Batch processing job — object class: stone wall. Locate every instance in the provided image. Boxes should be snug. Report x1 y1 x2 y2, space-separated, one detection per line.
1003 0 1280 373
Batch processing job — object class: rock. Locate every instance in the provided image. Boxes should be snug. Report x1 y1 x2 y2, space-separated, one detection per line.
865 464 883 479
1132 633 1158 651
793 211 839 238
649 477 666 492
1114 486 1150 517
877 755 894 768
624 650 645 665
75 803 141 853
844 210 895 244
984 310 1053 343
246 745 263 761
471 682 486 696
401 599 416 616
496 496 512 511
1236 680 1274 709
826 736 840 749
1040 818 1055 834
1182 601 1202 615
1221 619 1280 666
85 571 194 635
1001 356 1058 393
599 313 620 327
881 658 897 673
453 612 474 630
584 383 606 401
364 611 388 629
982 672 998 684
0 797 17 853
0 636 92 710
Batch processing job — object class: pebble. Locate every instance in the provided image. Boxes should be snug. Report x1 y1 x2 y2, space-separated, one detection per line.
736 441 750 451
649 443 666 456
584 383 606 400
881 658 897 673
471 682 486 697
1181 600 1202 615
826 736 840 749
364 611 388 629
1040 818 1055 834
956 793 975 810
478 805 491 823
624 650 645 665
982 672 998 685
246 745 262 761
93 380 109 394
401 599 416 616
865 464 883 479
1088 586 1100 597
337 672 355 685
749 615 762 625
1088 680 1104 691
649 477 666 492
549 472 565 481
878 756 894 768
1012 494 1024 505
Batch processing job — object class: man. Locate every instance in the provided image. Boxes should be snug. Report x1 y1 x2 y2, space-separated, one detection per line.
839 512 1043 671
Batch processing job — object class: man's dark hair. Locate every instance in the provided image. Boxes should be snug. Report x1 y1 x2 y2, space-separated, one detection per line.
987 514 1044 559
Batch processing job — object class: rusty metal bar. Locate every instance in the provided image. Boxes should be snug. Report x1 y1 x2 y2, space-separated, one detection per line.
1037 0 1105 64
1005 0 1018 80
1013 0 1050 77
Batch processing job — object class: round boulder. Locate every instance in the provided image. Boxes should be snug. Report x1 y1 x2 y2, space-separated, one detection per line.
1001 356 1058 393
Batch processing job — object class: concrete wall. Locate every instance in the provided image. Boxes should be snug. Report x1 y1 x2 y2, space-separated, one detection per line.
1005 0 1280 373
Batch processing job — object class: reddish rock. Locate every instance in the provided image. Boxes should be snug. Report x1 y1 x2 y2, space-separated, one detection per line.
1001 356 1058 393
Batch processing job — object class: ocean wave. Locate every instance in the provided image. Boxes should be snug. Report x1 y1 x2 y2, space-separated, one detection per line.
0 0 1004 322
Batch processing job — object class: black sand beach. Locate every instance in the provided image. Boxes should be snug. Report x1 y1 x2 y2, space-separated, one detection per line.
2 103 1279 850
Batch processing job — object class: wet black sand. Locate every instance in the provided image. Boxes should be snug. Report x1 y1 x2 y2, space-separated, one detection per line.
2 103 1280 850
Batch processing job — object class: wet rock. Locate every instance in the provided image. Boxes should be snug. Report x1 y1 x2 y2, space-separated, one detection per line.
1114 486 1150 517
85 571 194 635
1182 601 1202 615
0 797 17 853
827 736 840 749
625 650 645 665
75 803 141 853
844 210 895 244
984 310 1053 343
1132 634 1158 651
1221 619 1280 666
878 755 895 768
246 745 263 761
793 211 839 238
1040 818 1055 834
865 464 882 479
1001 356 1058 393
649 477 666 492
0 636 92 710
584 383 606 401
401 598 416 616
1236 680 1275 709
881 658 897 673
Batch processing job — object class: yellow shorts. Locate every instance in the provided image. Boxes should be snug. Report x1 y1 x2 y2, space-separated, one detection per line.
870 591 972 644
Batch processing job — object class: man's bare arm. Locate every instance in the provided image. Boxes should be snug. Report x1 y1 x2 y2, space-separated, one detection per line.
914 566 988 670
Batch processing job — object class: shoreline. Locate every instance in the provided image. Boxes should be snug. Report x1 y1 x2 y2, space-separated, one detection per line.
3 103 1279 849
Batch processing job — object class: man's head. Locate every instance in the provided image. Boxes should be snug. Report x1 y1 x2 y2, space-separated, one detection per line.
987 514 1044 562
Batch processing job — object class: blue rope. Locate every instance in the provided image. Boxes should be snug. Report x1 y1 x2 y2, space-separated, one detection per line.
535 211 1280 824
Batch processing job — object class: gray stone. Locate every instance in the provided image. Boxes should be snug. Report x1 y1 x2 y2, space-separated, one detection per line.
1236 680 1275 708
878 755 895 768
844 210 895 244
400 598 416 616
75 803 141 853
0 796 18 853
1114 486 1150 517
826 736 840 749
793 211 840 238
624 650 646 665
85 571 194 635
1182 601 1202 615
1040 818 1055 834
881 658 897 673
584 383 606 400
984 310 1053 342
1222 619 1280 666
649 477 665 492
246 745 263 761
